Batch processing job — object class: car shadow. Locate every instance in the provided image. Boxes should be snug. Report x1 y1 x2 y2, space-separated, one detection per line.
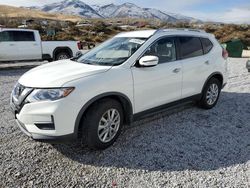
0 69 29 76
53 91 250 172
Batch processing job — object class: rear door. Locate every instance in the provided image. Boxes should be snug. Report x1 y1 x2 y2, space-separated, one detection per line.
177 36 212 98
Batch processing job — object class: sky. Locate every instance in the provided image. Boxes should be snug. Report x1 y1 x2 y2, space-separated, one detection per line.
0 0 250 23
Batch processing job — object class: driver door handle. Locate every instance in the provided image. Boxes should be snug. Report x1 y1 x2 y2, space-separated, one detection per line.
173 68 181 73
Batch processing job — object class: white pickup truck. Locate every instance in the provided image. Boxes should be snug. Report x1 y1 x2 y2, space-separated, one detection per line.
0 28 83 62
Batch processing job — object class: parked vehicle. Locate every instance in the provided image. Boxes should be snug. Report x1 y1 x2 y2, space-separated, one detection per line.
0 28 82 62
10 29 228 149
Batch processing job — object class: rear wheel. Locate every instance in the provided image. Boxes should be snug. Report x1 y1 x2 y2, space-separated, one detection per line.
199 78 222 109
81 99 124 150
55 51 70 60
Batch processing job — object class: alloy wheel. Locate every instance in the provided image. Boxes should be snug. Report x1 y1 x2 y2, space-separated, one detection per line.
97 109 120 143
206 83 219 105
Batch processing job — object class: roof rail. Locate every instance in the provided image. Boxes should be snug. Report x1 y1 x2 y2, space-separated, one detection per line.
154 28 206 34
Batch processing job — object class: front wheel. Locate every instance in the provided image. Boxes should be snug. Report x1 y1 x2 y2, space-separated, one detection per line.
199 78 222 109
81 99 124 150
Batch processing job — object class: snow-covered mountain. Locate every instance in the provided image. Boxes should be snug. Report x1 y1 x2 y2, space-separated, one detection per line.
94 3 177 22
144 8 177 22
98 3 151 19
94 4 118 18
29 0 199 23
40 0 103 18
166 12 200 23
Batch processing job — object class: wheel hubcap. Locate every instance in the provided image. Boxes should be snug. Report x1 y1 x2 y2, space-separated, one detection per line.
58 54 69 60
98 109 120 143
206 83 219 105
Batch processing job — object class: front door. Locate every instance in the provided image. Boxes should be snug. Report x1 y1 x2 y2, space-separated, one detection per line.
0 30 41 61
131 37 182 113
0 31 18 61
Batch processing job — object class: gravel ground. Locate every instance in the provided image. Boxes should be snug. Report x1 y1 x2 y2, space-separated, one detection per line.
0 58 250 187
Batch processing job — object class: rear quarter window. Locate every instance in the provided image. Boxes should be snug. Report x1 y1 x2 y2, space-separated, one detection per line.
179 36 203 59
201 38 213 54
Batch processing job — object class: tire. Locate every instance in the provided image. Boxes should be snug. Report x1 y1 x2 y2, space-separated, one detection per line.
55 51 70 60
199 78 222 109
81 99 124 150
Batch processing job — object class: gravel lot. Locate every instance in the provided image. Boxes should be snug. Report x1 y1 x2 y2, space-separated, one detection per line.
0 58 250 187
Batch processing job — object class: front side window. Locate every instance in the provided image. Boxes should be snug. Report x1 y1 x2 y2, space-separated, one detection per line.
179 36 203 59
0 31 13 42
76 37 147 66
143 37 176 64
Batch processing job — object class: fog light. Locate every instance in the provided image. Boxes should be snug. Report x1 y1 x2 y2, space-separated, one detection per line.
34 116 55 130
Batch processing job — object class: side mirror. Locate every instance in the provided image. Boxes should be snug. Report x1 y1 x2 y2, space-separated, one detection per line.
139 56 159 67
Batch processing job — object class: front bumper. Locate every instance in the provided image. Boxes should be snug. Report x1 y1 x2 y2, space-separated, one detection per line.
15 119 75 142
10 95 80 142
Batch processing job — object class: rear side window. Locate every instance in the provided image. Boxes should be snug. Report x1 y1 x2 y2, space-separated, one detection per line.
201 38 213 54
179 36 203 59
0 31 35 42
13 31 35 41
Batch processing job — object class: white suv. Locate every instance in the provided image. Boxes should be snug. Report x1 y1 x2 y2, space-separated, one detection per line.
11 29 228 149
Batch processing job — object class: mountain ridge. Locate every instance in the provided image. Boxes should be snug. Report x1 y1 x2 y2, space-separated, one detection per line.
28 0 201 23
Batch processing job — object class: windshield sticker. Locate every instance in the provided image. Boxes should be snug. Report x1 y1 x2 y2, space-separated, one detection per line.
129 39 145 45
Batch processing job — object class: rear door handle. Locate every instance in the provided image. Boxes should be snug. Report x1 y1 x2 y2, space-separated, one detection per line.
205 60 210 65
9 44 15 46
173 68 181 73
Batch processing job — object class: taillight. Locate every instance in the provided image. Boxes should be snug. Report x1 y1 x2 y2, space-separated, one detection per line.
222 48 228 59
77 42 82 50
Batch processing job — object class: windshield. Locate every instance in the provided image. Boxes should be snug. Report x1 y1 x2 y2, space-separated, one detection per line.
76 37 147 66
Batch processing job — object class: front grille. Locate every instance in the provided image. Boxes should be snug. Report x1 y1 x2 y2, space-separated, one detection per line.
11 83 33 112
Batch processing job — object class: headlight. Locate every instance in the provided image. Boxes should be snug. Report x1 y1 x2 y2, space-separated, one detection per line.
26 87 74 103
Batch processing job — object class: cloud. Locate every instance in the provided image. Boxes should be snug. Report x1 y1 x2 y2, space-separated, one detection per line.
135 0 209 12
183 7 250 23
0 0 116 6
220 8 250 23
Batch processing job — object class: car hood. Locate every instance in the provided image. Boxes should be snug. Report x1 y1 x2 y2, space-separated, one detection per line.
18 60 112 87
